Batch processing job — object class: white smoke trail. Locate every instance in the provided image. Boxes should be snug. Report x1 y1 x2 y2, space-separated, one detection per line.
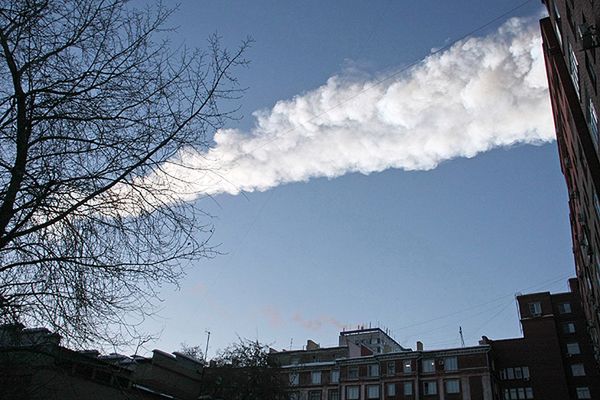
144 17 554 199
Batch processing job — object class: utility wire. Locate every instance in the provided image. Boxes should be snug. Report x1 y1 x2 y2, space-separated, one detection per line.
226 0 537 162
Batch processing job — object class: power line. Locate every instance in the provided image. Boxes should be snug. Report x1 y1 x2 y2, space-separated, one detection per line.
212 0 536 167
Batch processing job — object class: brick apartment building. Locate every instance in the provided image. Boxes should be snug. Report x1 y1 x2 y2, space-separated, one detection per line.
539 0 600 362
485 278 599 400
270 279 600 400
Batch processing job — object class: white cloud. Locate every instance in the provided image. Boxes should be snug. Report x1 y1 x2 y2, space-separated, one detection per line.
141 17 554 199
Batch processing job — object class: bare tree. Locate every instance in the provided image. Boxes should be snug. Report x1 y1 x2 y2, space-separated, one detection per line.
203 339 288 400
0 0 249 346
179 342 204 362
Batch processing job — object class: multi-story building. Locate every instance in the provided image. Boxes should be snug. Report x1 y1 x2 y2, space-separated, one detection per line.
0 324 205 400
271 279 600 400
485 278 599 400
539 0 600 361
273 328 494 400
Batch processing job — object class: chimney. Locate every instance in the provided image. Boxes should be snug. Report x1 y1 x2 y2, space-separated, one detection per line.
306 339 320 350
416 341 423 351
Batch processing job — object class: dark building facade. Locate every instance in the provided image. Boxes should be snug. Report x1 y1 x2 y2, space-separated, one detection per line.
540 0 600 362
486 278 599 400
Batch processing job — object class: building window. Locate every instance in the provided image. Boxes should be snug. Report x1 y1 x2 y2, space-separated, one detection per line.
311 371 322 385
503 387 533 400
572 363 586 376
422 359 435 373
423 381 437 395
594 192 600 220
569 42 580 97
328 390 339 400
577 387 592 399
564 322 577 334
331 369 340 383
290 372 299 386
403 382 413 396
445 379 460 394
387 361 395 376
507 368 514 379
346 386 360 400
500 366 529 380
387 383 396 396
586 53 597 94
589 98 599 146
368 364 380 377
444 356 458 371
366 385 380 399
403 360 412 373
528 302 542 316
348 366 359 379
559 302 572 314
567 342 581 355
553 0 563 46
309 391 322 400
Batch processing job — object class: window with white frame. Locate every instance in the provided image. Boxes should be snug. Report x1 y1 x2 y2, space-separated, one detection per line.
331 369 339 383
328 390 339 400
386 383 396 396
569 42 580 97
525 388 533 399
553 0 563 47
366 385 380 399
309 391 322 400
387 361 395 375
559 302 572 314
528 302 542 316
572 363 586 376
403 360 412 373
311 371 321 385
290 372 299 386
567 342 581 355
403 382 413 396
444 356 458 371
445 379 460 394
368 364 379 377
577 387 592 399
503 388 533 400
499 366 529 380
346 386 360 400
423 381 437 395
589 98 599 146
422 359 435 373
564 322 576 334
348 366 359 379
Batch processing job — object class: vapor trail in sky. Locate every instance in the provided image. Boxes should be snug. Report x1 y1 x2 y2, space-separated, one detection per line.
145 17 554 199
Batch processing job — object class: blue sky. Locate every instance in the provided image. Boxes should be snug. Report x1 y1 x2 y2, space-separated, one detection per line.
134 1 574 356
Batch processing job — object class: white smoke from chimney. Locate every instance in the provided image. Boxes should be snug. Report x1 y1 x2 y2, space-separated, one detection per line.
142 17 554 200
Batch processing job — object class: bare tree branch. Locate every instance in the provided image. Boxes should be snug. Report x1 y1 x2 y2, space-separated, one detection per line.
0 0 250 347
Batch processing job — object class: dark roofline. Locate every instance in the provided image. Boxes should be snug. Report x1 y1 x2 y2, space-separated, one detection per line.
272 345 348 355
340 327 405 350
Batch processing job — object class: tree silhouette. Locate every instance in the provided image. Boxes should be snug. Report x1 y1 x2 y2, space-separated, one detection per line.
0 0 249 346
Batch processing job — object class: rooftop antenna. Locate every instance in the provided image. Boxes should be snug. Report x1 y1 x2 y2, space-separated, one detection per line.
290 338 293 351
204 330 211 362
459 326 465 347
